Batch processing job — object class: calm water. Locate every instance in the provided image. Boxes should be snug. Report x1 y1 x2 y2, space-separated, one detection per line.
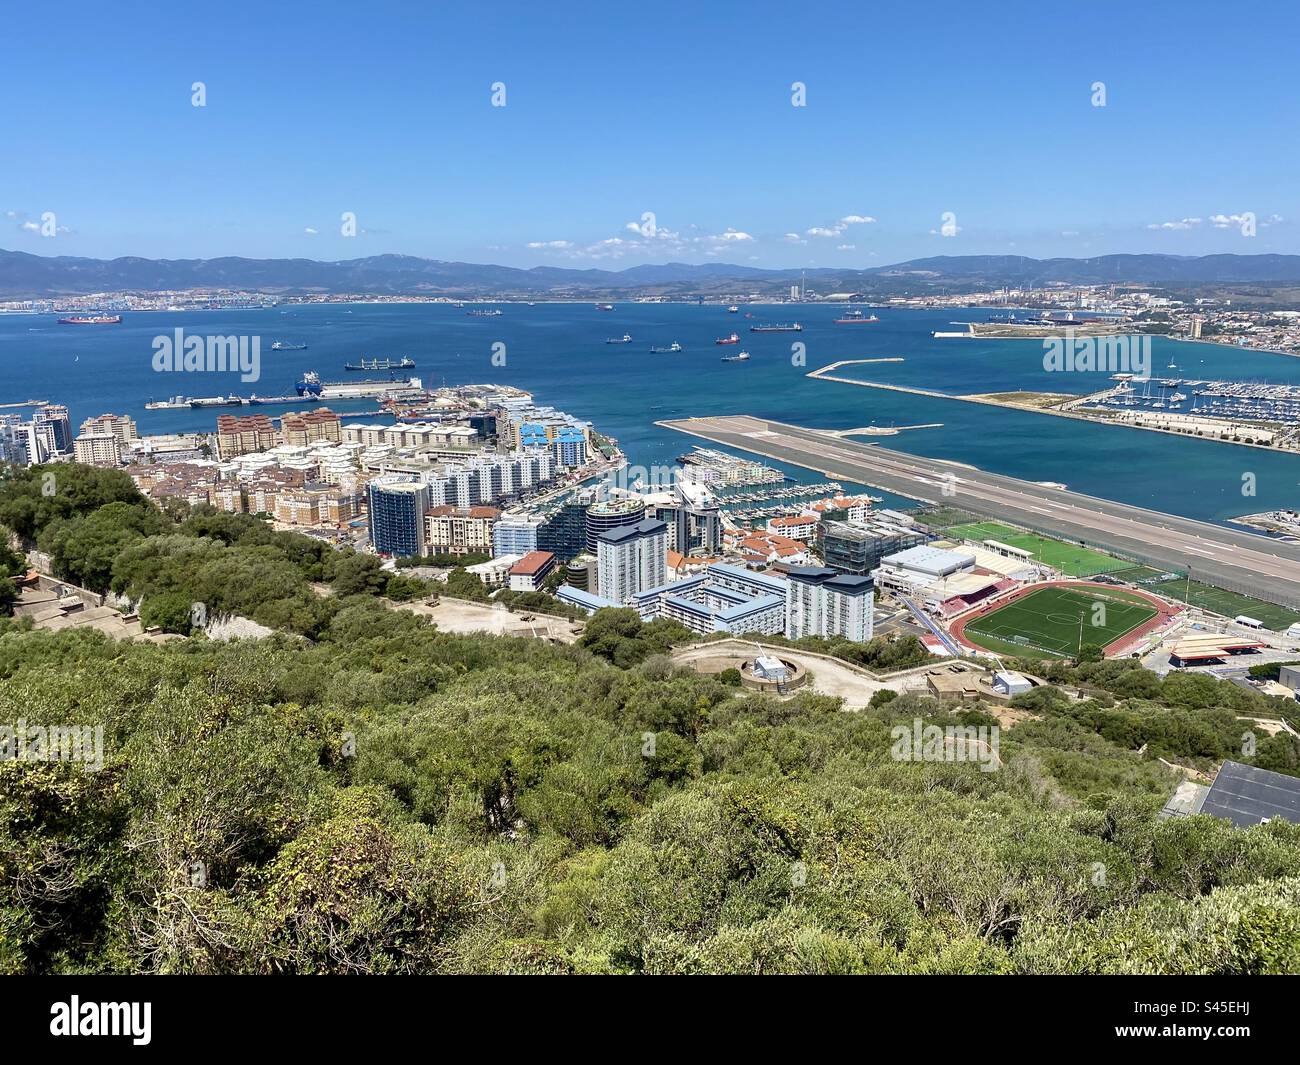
3 302 1300 523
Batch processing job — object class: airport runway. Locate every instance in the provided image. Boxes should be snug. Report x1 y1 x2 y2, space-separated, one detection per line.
660 415 1300 609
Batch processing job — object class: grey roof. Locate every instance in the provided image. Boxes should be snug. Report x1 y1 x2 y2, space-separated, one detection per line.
784 565 838 583
597 518 666 545
1202 760 1300 828
825 574 874 593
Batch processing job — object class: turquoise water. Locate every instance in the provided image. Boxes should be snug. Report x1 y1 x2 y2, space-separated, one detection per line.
2 302 1299 523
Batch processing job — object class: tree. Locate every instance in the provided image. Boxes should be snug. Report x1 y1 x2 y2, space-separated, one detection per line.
329 551 387 597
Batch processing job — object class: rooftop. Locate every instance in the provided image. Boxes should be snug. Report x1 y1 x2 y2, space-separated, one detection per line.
1202 761 1300 828
509 550 556 576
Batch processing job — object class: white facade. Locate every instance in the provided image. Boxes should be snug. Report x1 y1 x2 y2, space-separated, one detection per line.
596 519 667 604
785 567 874 642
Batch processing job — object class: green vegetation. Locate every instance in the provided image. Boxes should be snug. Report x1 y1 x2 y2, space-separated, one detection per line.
964 587 1156 658
946 521 1128 577
397 552 492 568
4 462 1300 974
721 631 936 673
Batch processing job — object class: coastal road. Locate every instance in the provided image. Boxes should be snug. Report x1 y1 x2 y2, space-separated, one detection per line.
659 415 1300 609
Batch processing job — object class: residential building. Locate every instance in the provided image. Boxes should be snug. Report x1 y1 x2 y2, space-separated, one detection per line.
79 413 138 443
493 514 544 556
425 505 500 556
585 498 646 553
596 518 667 603
508 550 557 592
767 514 820 542
72 432 123 467
785 566 874 642
279 408 342 447
216 414 277 460
367 478 429 557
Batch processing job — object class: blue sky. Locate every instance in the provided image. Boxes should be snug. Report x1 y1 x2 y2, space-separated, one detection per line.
4 0 1298 268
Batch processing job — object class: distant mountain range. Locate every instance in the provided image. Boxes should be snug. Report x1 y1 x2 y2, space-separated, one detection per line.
5 248 1300 299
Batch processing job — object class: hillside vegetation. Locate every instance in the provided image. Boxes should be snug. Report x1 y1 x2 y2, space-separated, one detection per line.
2 463 1300 974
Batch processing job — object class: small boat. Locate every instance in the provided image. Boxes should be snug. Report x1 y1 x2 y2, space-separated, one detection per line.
271 341 307 350
606 334 633 344
721 351 750 362
716 333 741 345
727 305 739 313
649 342 683 353
596 303 614 311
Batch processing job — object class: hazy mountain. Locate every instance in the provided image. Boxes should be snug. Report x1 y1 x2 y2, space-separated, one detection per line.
4 248 1300 299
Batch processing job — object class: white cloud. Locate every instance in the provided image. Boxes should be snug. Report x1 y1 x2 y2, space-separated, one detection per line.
19 221 40 232
526 239 573 249
783 232 807 244
304 227 318 235
1210 213 1253 228
1146 217 1201 230
806 214 876 238
836 244 855 251
715 228 753 242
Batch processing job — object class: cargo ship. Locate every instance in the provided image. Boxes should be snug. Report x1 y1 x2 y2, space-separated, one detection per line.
715 332 741 345
144 396 193 410
58 313 122 325
721 351 750 362
271 340 307 350
467 308 502 317
749 322 802 332
296 371 324 397
605 334 632 344
834 310 879 324
596 303 614 311
649 341 683 353
344 356 416 371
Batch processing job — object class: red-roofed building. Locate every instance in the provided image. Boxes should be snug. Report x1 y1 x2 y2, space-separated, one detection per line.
508 550 557 592
766 514 820 542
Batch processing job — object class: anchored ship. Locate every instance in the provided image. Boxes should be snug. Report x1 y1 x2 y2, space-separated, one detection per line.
715 332 741 345
344 356 416 371
649 341 683 353
271 340 307 350
749 322 802 332
605 334 632 345
721 351 751 362
467 308 502 317
58 313 122 325
834 310 879 324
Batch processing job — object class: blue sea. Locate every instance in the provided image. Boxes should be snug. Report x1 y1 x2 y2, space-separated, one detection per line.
2 302 1299 524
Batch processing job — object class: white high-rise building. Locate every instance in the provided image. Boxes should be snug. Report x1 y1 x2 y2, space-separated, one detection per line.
596 518 667 603
785 566 874 642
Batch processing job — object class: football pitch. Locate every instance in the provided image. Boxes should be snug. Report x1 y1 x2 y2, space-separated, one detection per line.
964 587 1159 657
946 522 1128 577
